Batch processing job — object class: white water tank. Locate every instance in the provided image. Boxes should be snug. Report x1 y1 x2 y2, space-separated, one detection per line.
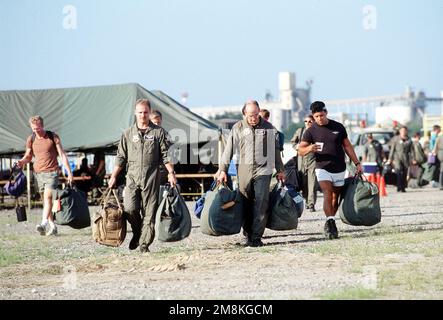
375 104 413 125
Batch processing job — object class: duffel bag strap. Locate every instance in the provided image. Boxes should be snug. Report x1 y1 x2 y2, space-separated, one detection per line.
101 188 113 206
8 164 17 183
14 196 24 207
111 189 122 211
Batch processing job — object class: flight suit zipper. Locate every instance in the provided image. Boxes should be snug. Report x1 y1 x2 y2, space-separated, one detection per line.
139 131 144 188
252 126 256 174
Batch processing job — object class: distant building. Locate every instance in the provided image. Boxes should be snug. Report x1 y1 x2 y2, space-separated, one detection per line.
190 72 312 131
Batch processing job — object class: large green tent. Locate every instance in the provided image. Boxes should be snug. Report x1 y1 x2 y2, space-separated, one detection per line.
0 83 219 156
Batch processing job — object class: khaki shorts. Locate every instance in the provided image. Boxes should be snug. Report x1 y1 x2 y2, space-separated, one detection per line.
35 171 59 192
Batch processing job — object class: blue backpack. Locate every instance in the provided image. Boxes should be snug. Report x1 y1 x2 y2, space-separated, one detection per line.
4 165 27 198
193 180 217 219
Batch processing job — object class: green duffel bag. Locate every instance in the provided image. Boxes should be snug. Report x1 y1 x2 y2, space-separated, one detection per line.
53 185 91 229
155 185 192 242
200 182 244 236
339 174 381 226
266 182 298 231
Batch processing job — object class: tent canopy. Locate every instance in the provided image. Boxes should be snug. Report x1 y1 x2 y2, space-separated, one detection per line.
0 83 219 156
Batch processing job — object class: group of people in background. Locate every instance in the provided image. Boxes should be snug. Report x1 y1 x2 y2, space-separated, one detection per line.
363 124 443 192
13 98 443 251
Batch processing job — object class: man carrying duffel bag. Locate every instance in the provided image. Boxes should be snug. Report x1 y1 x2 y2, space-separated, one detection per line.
297 101 363 240
107 99 177 253
217 100 285 247
16 115 73 236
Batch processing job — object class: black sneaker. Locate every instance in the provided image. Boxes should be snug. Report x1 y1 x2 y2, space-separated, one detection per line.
129 229 141 250
139 244 150 253
308 204 316 212
324 219 339 240
250 239 264 247
129 237 140 250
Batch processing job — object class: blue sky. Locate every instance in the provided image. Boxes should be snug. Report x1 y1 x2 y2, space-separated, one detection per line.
1 0 442 108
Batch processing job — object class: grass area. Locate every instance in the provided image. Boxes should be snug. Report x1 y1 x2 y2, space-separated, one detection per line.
378 263 443 299
2 205 443 299
319 286 379 300
304 227 443 259
0 248 24 267
319 287 379 300
307 227 443 299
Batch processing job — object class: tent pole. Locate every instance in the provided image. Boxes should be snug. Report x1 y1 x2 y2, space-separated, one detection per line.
27 163 31 212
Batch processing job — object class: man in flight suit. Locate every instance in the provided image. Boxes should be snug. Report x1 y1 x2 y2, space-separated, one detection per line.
291 115 317 212
108 99 177 253
386 126 413 193
218 100 285 247
363 133 383 172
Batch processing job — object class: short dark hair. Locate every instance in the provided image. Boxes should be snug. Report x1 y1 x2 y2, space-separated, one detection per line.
310 101 327 114
259 109 270 119
151 110 162 119
433 125 441 131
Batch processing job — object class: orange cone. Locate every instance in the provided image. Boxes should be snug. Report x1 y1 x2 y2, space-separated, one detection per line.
367 173 375 183
375 172 381 187
379 175 387 197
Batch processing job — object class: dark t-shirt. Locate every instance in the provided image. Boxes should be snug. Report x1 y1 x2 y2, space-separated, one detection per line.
301 119 348 173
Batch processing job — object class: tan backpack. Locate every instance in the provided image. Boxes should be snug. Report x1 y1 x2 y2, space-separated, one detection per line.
92 189 126 247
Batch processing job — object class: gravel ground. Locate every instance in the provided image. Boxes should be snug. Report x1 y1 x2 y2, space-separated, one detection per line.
1 184 443 300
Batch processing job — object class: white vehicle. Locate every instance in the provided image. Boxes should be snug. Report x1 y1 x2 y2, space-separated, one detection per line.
350 127 395 161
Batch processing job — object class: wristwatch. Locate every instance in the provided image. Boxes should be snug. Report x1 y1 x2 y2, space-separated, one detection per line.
168 171 176 175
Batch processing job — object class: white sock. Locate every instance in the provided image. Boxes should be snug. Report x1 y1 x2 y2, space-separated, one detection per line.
41 219 48 226
48 220 55 228
326 216 335 221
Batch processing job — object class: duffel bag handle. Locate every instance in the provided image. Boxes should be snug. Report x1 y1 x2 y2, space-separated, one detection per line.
101 188 122 211
100 188 113 207
8 163 20 183
111 189 122 211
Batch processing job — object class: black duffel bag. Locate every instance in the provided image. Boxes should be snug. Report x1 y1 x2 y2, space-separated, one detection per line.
267 182 299 231
53 184 91 229
200 182 244 236
155 185 192 242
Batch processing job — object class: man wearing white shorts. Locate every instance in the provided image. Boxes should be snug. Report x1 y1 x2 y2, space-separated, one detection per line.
298 101 362 239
